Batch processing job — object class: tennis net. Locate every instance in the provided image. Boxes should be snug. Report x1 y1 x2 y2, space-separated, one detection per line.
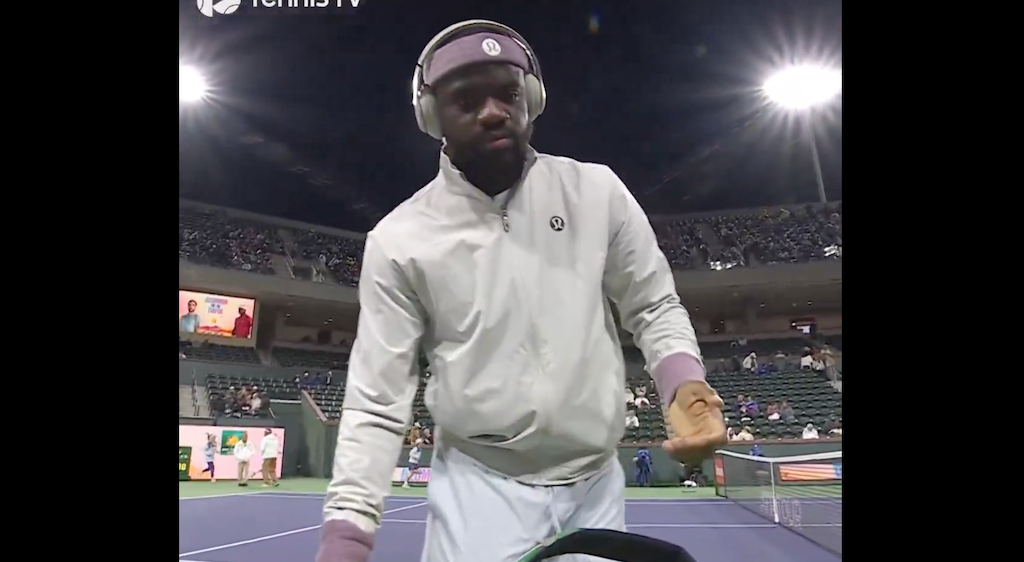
714 449 842 555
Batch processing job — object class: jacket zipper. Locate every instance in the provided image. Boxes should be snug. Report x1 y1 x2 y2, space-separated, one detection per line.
500 203 547 434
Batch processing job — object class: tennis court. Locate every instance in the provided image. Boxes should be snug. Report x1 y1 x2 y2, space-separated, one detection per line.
178 482 840 562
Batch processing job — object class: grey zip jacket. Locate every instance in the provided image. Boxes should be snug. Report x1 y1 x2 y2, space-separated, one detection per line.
324 149 705 534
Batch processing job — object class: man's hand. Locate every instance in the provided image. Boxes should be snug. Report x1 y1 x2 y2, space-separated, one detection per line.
662 381 727 466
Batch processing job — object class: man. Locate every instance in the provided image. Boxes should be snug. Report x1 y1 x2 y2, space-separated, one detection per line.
233 432 253 487
317 20 726 562
180 299 200 333
260 428 280 487
231 306 252 338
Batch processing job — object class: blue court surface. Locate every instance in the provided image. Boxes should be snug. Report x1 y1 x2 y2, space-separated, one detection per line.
179 492 840 562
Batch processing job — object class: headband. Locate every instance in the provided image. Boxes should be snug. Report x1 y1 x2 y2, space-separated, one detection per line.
424 32 530 86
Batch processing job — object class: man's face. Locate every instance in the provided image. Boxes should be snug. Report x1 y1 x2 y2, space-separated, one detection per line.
238 307 246 316
433 63 531 173
188 301 197 313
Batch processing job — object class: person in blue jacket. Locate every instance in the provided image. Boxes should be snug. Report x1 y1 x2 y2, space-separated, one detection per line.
634 447 652 487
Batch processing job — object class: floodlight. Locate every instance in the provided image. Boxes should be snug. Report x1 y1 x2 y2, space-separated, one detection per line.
763 65 841 110
180 65 208 103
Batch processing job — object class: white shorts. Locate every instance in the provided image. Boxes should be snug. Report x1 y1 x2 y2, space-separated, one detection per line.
421 446 625 562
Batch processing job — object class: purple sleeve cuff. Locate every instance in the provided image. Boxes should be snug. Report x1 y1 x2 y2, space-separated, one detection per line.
650 352 706 403
316 519 374 562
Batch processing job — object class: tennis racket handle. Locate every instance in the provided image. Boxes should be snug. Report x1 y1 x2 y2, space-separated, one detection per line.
316 520 374 562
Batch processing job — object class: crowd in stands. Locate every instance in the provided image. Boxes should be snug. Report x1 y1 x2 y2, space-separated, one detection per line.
208 384 270 418
707 204 842 267
290 229 364 286
178 208 284 274
179 202 842 286
655 220 707 270
185 334 840 446
296 370 337 388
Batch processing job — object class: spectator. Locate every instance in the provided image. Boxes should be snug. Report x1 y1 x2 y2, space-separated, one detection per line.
625 410 640 429
780 399 796 423
633 385 650 409
772 350 789 371
733 426 754 441
801 423 819 440
800 348 815 370
740 396 759 418
765 401 780 421
742 352 757 372
824 415 842 436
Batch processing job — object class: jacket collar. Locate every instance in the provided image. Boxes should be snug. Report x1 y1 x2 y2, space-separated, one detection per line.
438 146 538 203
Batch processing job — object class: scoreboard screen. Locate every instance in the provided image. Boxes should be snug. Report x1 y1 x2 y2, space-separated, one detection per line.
179 446 192 480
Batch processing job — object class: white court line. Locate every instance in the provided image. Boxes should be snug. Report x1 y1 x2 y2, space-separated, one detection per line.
179 491 261 501
248 494 427 501
179 491 428 502
377 520 840 529
177 501 428 558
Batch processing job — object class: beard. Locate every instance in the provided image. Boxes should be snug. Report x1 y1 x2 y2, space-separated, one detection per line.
452 136 527 195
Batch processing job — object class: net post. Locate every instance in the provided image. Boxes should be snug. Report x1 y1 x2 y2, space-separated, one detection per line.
769 458 780 524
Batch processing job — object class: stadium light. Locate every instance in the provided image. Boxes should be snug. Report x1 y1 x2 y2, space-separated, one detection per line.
762 65 841 203
763 65 841 110
180 65 208 103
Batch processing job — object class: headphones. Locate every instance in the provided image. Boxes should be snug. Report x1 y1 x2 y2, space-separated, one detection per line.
411 20 547 140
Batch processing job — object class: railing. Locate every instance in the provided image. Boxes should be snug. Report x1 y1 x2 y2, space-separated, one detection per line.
190 368 200 417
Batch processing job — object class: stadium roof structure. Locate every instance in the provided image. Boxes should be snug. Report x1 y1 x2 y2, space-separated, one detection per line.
179 0 841 231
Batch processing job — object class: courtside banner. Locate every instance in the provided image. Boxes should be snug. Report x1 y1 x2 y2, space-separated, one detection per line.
778 462 842 482
179 446 192 480
392 467 431 484
178 425 284 480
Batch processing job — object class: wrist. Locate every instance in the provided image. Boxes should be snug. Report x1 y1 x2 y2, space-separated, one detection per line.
317 520 374 562
651 352 706 403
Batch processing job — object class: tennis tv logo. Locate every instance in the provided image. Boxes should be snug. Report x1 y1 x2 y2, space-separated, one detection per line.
197 0 241 17
197 0 362 17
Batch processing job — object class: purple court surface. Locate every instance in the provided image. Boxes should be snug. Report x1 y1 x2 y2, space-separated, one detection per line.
179 492 840 562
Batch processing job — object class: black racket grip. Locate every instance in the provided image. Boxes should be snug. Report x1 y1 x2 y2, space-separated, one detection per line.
522 528 698 562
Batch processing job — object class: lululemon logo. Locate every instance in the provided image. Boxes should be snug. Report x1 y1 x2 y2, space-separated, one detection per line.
550 216 565 231
481 38 502 56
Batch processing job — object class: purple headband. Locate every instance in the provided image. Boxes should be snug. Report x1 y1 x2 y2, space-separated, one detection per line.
424 32 530 86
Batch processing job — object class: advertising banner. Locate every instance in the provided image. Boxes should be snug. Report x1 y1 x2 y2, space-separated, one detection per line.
179 290 257 338
178 425 284 480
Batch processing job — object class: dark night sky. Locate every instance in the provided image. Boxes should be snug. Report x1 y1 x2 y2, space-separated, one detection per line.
179 0 842 232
